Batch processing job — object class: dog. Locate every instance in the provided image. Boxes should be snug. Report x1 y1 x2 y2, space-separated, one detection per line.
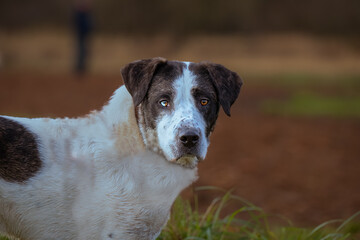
0 57 242 240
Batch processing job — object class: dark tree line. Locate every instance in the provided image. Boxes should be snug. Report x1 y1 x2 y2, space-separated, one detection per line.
0 0 359 35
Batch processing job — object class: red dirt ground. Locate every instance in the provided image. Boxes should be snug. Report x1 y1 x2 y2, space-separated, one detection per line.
1 73 359 227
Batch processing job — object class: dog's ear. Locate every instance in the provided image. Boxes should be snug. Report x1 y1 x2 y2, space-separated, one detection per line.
121 57 167 106
202 62 243 116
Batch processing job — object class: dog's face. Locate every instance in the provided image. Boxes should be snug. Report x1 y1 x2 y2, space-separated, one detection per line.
121 58 242 168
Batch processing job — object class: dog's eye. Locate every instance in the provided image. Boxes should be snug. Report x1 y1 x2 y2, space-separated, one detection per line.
159 100 169 107
200 99 209 106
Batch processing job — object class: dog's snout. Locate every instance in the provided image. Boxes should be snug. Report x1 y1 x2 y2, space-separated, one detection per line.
179 130 200 148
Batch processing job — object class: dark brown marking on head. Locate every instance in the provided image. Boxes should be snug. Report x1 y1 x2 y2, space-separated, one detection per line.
121 57 167 106
136 60 186 129
0 117 42 183
190 62 242 117
189 62 220 136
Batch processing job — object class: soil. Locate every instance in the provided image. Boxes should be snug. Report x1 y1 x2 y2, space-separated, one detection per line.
0 73 359 227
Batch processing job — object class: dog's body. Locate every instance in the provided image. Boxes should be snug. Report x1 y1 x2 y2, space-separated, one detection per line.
0 58 242 240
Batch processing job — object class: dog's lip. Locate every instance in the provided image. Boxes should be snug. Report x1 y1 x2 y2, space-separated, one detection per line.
177 154 196 159
174 154 202 161
169 154 202 169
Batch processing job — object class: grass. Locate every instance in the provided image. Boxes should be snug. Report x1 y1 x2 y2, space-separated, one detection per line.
261 92 360 118
0 188 359 239
157 187 360 240
0 237 17 240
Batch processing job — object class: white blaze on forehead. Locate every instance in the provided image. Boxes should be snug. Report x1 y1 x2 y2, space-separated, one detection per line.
173 62 196 107
156 62 209 162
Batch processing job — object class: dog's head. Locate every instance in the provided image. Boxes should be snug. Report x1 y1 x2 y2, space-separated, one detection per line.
121 57 242 168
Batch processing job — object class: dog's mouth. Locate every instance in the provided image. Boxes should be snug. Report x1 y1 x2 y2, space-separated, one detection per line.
170 154 202 169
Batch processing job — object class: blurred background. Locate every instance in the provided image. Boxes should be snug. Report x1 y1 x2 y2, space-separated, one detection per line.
0 0 359 227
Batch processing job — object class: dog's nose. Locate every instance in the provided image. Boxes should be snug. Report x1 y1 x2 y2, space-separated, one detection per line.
179 130 200 148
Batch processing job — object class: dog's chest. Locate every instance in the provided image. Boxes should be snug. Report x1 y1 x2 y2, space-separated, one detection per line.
71 150 197 239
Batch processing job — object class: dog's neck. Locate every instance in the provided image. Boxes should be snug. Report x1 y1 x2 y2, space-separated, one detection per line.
100 86 146 158
97 86 197 201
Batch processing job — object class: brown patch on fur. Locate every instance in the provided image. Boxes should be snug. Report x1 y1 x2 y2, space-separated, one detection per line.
115 103 145 158
122 58 186 155
0 117 42 183
189 62 243 116
132 60 186 154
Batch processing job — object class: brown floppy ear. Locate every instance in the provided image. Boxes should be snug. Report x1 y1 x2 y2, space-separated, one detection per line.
121 57 167 106
203 62 243 116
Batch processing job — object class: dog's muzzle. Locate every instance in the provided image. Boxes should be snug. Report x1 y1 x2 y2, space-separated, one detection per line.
173 128 203 168
179 129 200 148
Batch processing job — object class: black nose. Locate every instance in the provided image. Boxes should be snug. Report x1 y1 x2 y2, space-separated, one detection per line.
179 131 200 148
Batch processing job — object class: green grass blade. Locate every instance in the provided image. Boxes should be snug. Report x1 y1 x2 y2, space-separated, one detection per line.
336 211 360 233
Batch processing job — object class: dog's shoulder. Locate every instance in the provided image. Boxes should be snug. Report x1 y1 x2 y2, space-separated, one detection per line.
0 116 42 183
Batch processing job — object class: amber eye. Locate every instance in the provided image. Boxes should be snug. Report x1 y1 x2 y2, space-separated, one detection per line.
160 100 169 107
200 99 209 106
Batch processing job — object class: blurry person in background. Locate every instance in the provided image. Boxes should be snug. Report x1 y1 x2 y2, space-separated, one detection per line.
73 0 93 75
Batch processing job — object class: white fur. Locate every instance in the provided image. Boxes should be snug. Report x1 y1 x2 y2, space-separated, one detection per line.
157 64 209 165
0 86 197 240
